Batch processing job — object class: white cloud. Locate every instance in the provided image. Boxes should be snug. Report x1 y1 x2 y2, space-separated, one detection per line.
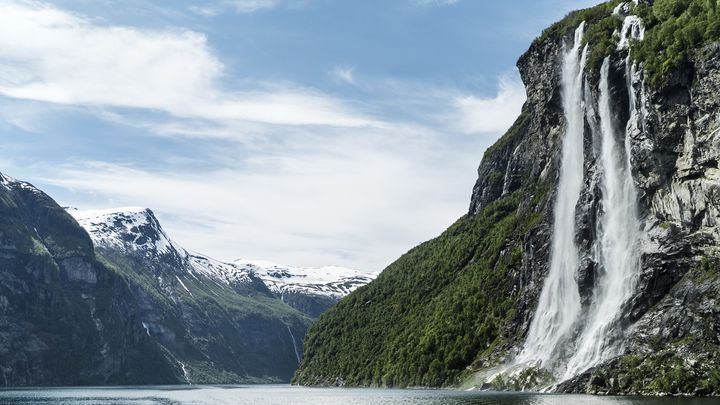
331 66 357 86
0 0 374 130
0 1 529 272
454 75 526 134
30 125 483 272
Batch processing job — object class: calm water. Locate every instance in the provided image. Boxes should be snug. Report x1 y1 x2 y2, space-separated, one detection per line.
0 385 717 405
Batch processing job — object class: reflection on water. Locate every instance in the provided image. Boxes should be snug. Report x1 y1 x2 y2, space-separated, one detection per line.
0 385 715 405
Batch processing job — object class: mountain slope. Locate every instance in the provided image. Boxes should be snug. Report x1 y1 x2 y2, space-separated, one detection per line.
295 0 720 395
0 175 179 386
69 207 375 383
68 207 312 383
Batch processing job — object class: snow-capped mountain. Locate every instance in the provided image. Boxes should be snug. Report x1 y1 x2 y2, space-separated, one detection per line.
68 206 313 383
68 207 256 287
237 260 374 300
235 260 376 317
68 207 376 316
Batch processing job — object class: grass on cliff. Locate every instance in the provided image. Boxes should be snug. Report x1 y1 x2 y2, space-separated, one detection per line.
631 0 720 86
532 1 623 73
533 0 720 86
294 185 547 387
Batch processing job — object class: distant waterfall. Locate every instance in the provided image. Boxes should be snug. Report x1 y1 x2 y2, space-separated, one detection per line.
515 22 587 368
287 325 302 364
563 57 642 378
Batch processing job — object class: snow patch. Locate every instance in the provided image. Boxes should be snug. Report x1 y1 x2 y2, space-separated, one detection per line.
69 207 174 254
236 259 377 299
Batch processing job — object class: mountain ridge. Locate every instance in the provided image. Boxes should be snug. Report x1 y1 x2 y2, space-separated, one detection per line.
68 206 375 317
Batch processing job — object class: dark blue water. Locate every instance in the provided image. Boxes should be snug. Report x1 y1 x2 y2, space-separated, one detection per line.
0 385 715 405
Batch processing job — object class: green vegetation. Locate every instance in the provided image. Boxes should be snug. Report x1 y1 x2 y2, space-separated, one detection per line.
0 180 180 386
294 181 548 387
581 258 720 395
489 367 554 392
533 1 621 48
532 0 720 85
691 255 717 282
631 0 720 86
97 246 313 383
482 110 530 160
296 0 720 391
587 341 720 396
532 1 623 72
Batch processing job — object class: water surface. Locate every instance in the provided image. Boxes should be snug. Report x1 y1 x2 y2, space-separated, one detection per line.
0 385 715 405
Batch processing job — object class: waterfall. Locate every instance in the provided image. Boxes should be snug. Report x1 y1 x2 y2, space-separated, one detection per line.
515 22 588 369
492 13 647 386
287 325 301 364
617 16 645 50
562 57 642 378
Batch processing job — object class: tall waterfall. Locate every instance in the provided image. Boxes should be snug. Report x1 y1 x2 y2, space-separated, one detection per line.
563 57 642 378
512 14 645 381
515 22 587 368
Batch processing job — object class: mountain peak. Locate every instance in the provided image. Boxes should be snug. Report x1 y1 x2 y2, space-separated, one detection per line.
68 206 173 255
68 206 376 313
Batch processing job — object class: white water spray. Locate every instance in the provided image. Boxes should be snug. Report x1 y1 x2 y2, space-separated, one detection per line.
618 15 645 50
515 23 588 369
563 57 642 378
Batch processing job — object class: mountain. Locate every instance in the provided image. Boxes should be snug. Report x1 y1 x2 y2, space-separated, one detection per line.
67 207 374 383
69 208 374 319
0 174 178 386
294 0 720 396
235 260 375 317
0 168 373 387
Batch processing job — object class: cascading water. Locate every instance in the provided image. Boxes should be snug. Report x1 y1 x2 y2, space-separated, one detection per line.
515 23 588 369
511 11 646 382
562 57 643 378
287 325 302 364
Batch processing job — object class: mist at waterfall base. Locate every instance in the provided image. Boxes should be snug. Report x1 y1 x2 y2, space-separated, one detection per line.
510 15 647 383
0 386 714 405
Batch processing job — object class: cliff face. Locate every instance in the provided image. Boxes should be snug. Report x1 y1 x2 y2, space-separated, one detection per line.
0 175 178 386
295 0 720 395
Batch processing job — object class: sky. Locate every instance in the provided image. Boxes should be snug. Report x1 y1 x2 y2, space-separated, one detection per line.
0 0 599 272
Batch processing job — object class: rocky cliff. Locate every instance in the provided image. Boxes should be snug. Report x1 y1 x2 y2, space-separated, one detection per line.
295 0 720 395
0 175 179 386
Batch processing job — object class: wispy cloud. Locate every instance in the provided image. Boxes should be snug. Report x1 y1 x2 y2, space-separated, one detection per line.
0 0 373 131
189 0 303 16
231 0 280 13
330 66 357 86
453 75 526 134
28 123 484 271
0 0 529 271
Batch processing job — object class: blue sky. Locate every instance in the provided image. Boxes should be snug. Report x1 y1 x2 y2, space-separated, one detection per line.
0 0 598 272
